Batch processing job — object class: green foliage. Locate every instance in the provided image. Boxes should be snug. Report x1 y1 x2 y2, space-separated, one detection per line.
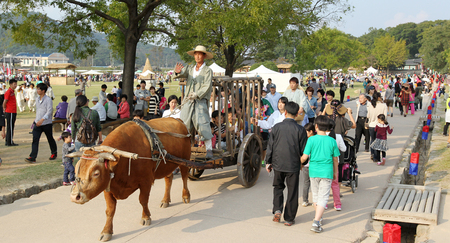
249 61 278 72
164 0 352 76
295 27 367 75
386 22 419 58
419 21 450 72
372 34 408 72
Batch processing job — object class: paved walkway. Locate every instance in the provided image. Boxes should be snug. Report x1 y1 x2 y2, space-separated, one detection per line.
0 95 430 243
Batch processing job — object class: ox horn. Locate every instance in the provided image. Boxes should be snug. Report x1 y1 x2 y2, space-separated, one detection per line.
66 151 84 158
95 153 117 161
80 145 138 159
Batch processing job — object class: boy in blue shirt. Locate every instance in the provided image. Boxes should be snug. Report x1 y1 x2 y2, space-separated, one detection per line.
301 115 340 233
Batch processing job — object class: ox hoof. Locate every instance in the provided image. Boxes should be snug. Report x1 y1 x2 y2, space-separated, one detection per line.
99 233 112 242
160 202 169 208
183 197 190 204
140 218 152 226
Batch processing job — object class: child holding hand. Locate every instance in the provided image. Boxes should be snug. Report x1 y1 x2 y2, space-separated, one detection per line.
61 132 76 186
370 114 393 165
301 115 340 233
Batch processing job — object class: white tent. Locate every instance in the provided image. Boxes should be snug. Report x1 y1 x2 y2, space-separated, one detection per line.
365 66 378 74
81 70 103 75
113 71 123 75
247 65 279 75
209 62 226 75
141 70 155 76
57 70 74 75
233 72 302 93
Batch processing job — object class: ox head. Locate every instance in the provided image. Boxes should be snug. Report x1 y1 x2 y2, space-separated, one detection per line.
67 146 137 204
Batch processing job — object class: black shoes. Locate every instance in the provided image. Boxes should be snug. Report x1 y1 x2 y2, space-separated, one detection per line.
49 154 57 160
5 143 18 146
25 157 36 163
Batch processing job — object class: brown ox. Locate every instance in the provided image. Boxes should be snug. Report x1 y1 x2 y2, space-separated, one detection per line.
68 118 191 242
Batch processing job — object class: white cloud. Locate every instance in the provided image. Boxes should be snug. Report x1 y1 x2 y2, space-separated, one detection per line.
384 11 429 28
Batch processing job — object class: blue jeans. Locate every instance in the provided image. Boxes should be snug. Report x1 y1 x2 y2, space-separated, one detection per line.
63 161 75 183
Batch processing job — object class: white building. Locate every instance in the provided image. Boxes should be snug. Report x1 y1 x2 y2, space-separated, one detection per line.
16 52 69 67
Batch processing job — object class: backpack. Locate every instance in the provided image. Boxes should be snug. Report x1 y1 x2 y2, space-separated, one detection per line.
76 110 98 144
341 84 347 91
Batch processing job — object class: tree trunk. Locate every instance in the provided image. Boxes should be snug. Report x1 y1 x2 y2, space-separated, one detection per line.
224 45 236 77
122 35 138 116
327 70 332 87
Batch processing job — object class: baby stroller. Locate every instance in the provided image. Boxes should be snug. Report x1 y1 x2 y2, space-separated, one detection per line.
340 136 360 193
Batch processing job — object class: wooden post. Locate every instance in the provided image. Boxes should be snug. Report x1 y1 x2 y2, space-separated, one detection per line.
246 79 251 135
224 81 230 152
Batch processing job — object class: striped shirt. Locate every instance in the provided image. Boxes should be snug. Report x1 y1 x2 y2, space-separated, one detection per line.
148 95 160 114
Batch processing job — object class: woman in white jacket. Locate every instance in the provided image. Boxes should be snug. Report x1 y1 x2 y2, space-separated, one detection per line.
367 92 387 161
16 85 26 112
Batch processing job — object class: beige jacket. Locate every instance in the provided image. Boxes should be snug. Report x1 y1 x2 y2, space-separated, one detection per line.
367 101 387 128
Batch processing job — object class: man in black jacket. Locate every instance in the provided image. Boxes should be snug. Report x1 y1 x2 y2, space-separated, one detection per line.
265 101 308 226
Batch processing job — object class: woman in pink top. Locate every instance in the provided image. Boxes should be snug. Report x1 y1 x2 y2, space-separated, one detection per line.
370 114 393 165
118 94 130 118
409 83 415 115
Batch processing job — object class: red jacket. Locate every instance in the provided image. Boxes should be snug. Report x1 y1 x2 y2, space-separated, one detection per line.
118 101 130 118
375 123 393 140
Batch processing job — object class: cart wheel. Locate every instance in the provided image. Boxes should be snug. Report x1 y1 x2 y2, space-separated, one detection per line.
237 133 263 188
188 168 204 180
355 175 358 187
351 180 356 193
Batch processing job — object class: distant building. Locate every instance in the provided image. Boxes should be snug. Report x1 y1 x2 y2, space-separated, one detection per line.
277 63 292 73
15 52 69 67
397 58 423 71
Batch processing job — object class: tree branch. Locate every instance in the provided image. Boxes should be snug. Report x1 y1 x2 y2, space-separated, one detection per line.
64 0 126 33
135 0 163 22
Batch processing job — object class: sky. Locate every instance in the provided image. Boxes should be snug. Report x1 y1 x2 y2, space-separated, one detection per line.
333 0 450 37
41 0 449 38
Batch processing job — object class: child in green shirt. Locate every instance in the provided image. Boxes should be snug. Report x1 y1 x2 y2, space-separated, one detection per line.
301 115 340 233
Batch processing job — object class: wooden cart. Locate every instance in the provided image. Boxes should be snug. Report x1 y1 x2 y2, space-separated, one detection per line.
183 76 265 188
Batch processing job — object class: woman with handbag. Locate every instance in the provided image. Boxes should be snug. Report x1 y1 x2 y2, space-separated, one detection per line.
305 87 318 124
367 92 387 161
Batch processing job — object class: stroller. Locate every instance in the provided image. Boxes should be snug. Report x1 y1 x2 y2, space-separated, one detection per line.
339 136 360 193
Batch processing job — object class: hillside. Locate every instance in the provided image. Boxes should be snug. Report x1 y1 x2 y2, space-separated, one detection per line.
0 24 182 69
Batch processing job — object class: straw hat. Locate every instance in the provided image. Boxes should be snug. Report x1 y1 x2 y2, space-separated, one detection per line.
325 100 348 116
187 45 214 59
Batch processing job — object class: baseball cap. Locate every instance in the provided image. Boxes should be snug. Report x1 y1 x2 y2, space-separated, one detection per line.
269 84 276 89
91 96 99 102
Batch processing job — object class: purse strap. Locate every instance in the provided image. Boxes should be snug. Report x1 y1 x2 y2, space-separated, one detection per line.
305 97 317 118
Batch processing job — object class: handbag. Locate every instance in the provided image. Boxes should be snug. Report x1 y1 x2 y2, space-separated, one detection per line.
305 97 317 118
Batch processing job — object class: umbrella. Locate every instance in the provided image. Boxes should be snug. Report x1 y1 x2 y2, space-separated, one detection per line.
135 70 142 74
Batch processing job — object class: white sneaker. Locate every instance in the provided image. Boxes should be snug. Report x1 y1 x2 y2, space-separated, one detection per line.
334 206 342 211
302 202 310 207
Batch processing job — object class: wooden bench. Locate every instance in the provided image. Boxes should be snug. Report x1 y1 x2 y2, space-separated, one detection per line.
101 118 132 136
52 119 68 132
372 184 441 225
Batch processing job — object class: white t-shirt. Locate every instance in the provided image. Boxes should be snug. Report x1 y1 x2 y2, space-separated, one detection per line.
193 63 205 78
162 108 181 119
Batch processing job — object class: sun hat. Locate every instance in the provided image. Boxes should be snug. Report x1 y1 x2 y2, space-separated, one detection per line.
91 96 99 102
325 99 348 117
187 45 214 59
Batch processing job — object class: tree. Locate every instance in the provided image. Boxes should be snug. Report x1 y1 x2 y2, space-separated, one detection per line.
162 0 352 76
249 61 278 72
295 27 367 84
372 34 408 75
1 0 173 113
419 21 450 72
386 22 419 58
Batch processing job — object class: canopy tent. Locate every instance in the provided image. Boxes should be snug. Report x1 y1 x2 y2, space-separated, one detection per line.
209 62 226 75
247 65 278 75
57 70 74 75
233 71 301 92
365 66 378 74
135 70 142 74
81 70 103 75
113 71 123 75
141 69 155 76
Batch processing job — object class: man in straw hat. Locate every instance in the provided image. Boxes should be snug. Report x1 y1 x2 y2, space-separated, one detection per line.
174 45 215 158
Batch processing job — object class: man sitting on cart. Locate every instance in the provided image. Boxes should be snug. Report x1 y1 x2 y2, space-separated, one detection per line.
174 45 215 158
